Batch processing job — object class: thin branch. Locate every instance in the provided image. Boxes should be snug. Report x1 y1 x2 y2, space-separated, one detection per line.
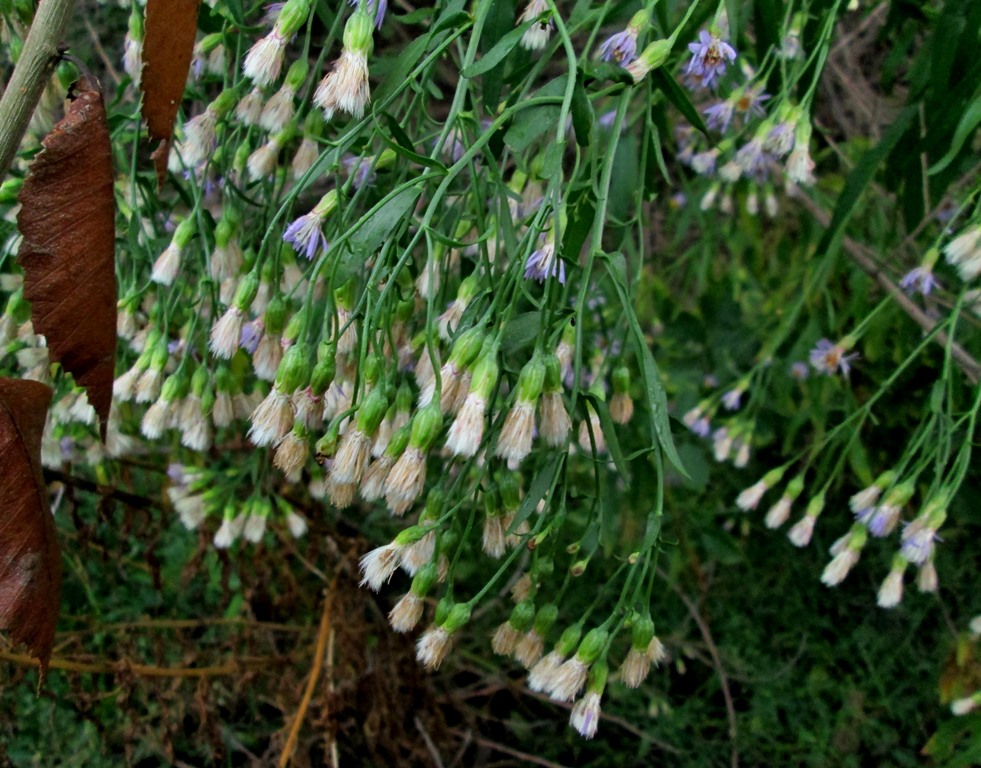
278 582 336 768
448 730 570 768
0 649 287 677
796 193 981 384
0 0 76 178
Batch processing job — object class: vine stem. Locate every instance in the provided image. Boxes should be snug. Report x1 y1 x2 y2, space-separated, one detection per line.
0 0 76 178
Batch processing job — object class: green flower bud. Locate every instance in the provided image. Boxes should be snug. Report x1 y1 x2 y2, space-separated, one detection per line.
498 471 521 511
211 87 239 116
516 356 546 402
394 525 429 546
883 480 915 507
274 343 311 393
283 308 307 343
149 339 170 371
555 625 583 657
586 660 609 694
410 562 438 597
408 402 443 450
434 597 453 627
232 271 260 312
384 423 411 458
172 218 196 248
785 474 805 499
343 8 375 53
0 178 22 205
355 387 389 434
508 600 536 632
284 58 309 90
396 382 413 413
214 366 233 393
264 295 288 335
443 603 471 633
612 366 630 394
576 628 609 664
762 466 787 488
190 366 210 397
424 489 445 520
160 373 185 401
275 0 313 38
199 383 216 415
469 344 500 398
310 358 336 396
315 421 340 459
630 615 656 651
446 327 485 369
532 604 559 636
805 493 825 518
483 485 501 516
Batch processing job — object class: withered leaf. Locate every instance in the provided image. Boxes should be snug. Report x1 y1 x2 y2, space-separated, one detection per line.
0 377 60 674
141 0 203 186
17 77 117 441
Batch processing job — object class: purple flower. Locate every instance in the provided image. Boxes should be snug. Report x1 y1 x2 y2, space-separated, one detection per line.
765 123 795 156
704 101 735 132
734 87 770 122
853 505 876 525
347 0 387 28
790 361 810 380
735 138 771 181
342 155 377 190
598 29 638 66
722 388 743 410
524 241 566 284
809 339 859 377
900 522 936 565
686 30 737 88
283 212 329 260
900 267 940 296
240 319 264 354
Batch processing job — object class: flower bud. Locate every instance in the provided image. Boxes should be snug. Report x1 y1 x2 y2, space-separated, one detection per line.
576 628 609 664
343 8 375 53
516 356 546 402
274 343 311 393
408 402 443 450
232 271 261 311
355 387 389 434
443 603 471 632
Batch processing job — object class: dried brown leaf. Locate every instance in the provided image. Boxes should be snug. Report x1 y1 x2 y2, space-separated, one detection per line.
0 376 60 673
16 77 117 440
141 0 203 186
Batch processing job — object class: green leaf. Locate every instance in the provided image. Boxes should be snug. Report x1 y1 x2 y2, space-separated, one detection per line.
650 69 710 137
815 105 917 260
462 20 532 78
928 86 981 174
373 35 430 104
500 311 542 355
349 186 420 258
570 73 593 147
583 392 628 479
504 76 567 152
559 184 595 266
602 251 688 477
377 120 449 173
507 454 562 534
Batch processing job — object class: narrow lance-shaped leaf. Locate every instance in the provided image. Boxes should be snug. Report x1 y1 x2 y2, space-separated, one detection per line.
0 377 60 675
17 76 117 440
141 0 203 186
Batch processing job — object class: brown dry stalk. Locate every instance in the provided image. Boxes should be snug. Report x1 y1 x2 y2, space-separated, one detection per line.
0 649 285 677
278 579 337 768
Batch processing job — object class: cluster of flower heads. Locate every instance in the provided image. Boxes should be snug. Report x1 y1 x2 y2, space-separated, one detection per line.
2 0 978 744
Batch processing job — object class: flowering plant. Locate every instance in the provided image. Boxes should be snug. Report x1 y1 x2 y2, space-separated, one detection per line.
1 0 980 760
